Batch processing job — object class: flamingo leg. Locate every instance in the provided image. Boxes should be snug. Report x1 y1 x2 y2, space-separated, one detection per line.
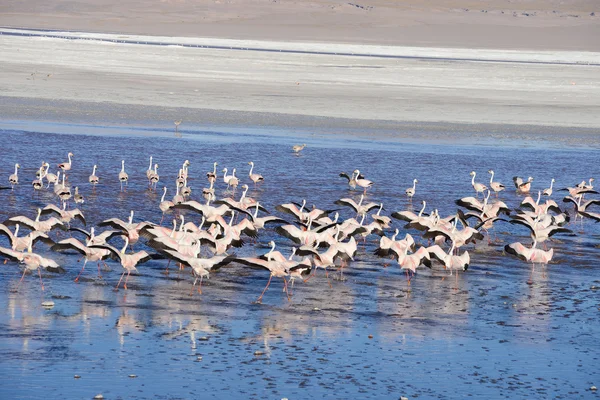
75 258 88 282
283 278 291 301
115 270 126 290
38 268 45 291
96 262 103 278
190 276 198 296
256 274 273 303
164 259 172 273
325 269 333 289
18 268 28 288
527 263 535 285
123 270 131 290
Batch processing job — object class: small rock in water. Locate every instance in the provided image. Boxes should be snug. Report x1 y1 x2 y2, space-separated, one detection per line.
313 307 320 311
254 350 264 356
74 375 81 379
368 335 373 339
198 336 209 341
42 301 55 308
591 386 597 391
196 356 203 361
400 397 409 400
93 395 104 399
128 374 137 378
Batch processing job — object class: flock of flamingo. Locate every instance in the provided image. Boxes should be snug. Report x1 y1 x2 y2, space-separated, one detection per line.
0 147 598 303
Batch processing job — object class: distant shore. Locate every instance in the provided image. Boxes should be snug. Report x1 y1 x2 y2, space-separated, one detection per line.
1 0 598 51
1 28 599 134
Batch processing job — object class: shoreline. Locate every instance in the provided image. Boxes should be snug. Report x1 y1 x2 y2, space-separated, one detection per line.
1 31 599 133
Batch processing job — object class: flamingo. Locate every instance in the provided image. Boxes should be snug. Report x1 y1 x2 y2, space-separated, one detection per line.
248 162 264 184
159 187 175 224
505 240 553 284
353 170 373 194
58 152 74 173
0 223 54 252
397 246 431 286
74 187 84 205
405 179 418 200
89 165 99 188
0 239 63 291
90 236 160 290
118 160 128 191
513 176 534 194
51 236 112 281
488 170 505 196
3 208 66 234
207 162 218 183
145 156 154 183
470 171 488 197
8 163 20 190
542 178 555 196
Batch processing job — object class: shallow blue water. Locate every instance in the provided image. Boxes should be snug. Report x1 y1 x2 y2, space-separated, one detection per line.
0 124 598 399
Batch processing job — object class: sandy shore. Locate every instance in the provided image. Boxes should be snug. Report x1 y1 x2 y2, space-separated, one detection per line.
0 1 598 135
1 30 599 133
0 0 598 51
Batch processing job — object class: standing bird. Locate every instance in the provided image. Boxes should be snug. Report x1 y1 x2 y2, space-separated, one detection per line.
405 179 418 200
207 162 218 184
543 178 555 196
159 187 175 224
470 171 488 197
145 156 154 184
488 170 505 196
74 187 84 205
292 144 306 154
174 120 182 137
89 165 99 189
118 160 128 192
8 163 20 190
149 164 160 191
58 152 74 174
354 170 373 194
32 166 45 193
248 162 264 184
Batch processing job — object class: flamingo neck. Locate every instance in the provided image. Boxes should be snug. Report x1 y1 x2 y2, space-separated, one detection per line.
121 161 125 172
412 180 417 191
161 188 167 202
249 163 254 176
471 173 475 185
489 171 494 184
14 164 18 175
14 224 19 238
536 191 541 205
391 229 398 241
419 202 426 217
148 156 153 170
377 203 383 215
92 165 97 175
120 238 129 253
